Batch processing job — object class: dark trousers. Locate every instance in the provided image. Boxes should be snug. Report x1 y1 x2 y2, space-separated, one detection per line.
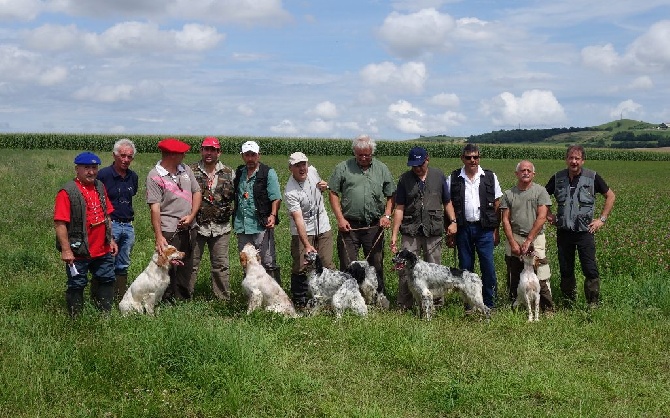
163 228 196 301
556 229 600 304
336 222 385 293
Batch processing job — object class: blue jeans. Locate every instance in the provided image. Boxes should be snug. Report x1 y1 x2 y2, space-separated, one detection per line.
456 223 497 308
111 220 135 275
66 254 115 290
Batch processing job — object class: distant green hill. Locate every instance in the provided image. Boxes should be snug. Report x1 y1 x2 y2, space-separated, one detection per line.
416 119 670 149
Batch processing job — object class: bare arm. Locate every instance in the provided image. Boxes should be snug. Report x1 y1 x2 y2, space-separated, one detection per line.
329 191 350 231
390 204 404 253
379 195 394 229
521 205 548 254
290 210 316 254
589 188 616 233
265 199 281 229
445 201 457 235
149 202 166 254
55 220 74 264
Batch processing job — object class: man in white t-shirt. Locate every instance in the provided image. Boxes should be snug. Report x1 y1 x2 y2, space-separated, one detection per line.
284 152 333 310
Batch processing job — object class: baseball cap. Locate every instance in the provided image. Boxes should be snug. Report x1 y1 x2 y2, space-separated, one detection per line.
240 141 260 154
407 146 428 167
74 151 101 165
288 152 308 166
201 136 220 149
158 138 190 153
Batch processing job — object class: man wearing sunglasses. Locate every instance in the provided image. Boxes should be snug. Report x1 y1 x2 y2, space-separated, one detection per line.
447 143 502 310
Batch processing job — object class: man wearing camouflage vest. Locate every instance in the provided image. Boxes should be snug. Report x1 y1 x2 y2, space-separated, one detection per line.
189 137 235 300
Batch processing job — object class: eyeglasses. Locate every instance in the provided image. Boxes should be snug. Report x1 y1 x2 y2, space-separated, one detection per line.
355 153 372 159
463 155 480 161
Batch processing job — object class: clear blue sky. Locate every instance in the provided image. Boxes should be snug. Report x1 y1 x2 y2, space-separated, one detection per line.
1 0 669 140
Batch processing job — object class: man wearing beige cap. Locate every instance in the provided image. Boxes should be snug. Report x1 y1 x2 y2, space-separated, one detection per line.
284 152 333 309
189 136 235 300
146 138 202 302
233 141 283 283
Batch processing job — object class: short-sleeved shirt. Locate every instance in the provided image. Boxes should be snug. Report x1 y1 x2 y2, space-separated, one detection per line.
97 165 138 222
233 166 281 234
395 168 450 206
328 158 396 225
500 182 552 236
284 165 331 236
54 180 114 258
146 162 201 233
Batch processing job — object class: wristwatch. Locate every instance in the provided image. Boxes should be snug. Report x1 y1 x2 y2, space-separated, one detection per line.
599 216 607 223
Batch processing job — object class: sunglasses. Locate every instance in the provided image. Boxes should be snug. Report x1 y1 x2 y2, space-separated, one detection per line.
463 155 480 161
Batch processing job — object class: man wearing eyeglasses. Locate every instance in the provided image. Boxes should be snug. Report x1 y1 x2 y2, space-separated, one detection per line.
146 138 202 302
447 143 503 310
97 138 138 301
329 134 396 299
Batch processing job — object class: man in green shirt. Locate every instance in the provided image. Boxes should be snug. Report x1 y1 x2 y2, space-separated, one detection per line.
328 135 395 297
501 160 554 312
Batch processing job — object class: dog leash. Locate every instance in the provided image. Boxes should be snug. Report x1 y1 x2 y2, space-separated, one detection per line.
341 224 385 263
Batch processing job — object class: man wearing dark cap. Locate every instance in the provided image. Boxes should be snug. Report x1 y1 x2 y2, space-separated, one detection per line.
233 140 283 283
54 151 119 316
189 136 235 300
390 146 457 310
146 138 202 301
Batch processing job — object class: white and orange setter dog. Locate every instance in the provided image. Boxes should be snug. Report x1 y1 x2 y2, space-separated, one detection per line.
118 245 185 315
240 243 297 318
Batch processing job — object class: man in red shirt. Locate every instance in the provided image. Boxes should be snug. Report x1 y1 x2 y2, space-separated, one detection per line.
54 152 118 317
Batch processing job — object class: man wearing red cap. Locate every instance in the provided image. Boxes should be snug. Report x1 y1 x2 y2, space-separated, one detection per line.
188 137 235 300
54 151 118 316
146 138 202 301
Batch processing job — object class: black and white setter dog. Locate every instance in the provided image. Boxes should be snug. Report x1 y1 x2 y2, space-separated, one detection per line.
392 249 490 320
345 260 390 310
303 251 368 318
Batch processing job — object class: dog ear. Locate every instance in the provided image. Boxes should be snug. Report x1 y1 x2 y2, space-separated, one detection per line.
156 251 169 267
240 252 248 268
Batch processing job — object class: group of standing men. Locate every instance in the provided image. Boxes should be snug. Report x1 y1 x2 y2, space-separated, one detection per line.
54 134 614 317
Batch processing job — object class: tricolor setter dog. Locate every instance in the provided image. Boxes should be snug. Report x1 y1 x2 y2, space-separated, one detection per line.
392 249 490 320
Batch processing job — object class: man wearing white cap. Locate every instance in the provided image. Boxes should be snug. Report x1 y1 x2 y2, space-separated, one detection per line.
189 136 235 300
233 141 283 283
284 152 333 309
54 151 118 316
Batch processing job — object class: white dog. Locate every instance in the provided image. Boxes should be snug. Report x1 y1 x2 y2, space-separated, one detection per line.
118 245 185 315
304 251 368 318
514 250 541 322
392 249 490 320
239 243 297 318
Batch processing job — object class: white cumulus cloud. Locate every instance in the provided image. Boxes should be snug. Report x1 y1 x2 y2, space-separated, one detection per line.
73 80 162 102
610 99 643 120
377 8 455 59
360 61 427 94
309 101 338 119
429 93 460 108
480 89 567 127
270 119 299 135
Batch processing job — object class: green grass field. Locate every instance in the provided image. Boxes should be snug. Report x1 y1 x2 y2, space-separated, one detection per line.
1 149 669 417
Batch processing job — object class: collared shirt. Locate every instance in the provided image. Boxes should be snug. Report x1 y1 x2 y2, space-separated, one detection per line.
194 160 234 236
233 166 281 234
284 165 331 236
97 164 138 222
146 161 201 233
448 166 503 222
328 157 396 225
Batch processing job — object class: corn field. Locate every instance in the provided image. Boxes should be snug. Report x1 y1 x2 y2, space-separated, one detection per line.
1 133 669 161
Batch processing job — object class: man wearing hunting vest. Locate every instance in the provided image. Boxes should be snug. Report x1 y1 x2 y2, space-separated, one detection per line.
390 146 457 310
54 151 118 317
447 143 503 309
233 140 283 283
189 137 235 300
545 145 615 307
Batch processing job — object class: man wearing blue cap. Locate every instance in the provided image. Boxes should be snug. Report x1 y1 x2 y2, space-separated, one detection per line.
54 151 118 317
390 146 457 310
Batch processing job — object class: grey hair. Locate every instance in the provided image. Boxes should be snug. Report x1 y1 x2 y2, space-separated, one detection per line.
113 138 137 156
515 160 535 172
352 134 376 154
